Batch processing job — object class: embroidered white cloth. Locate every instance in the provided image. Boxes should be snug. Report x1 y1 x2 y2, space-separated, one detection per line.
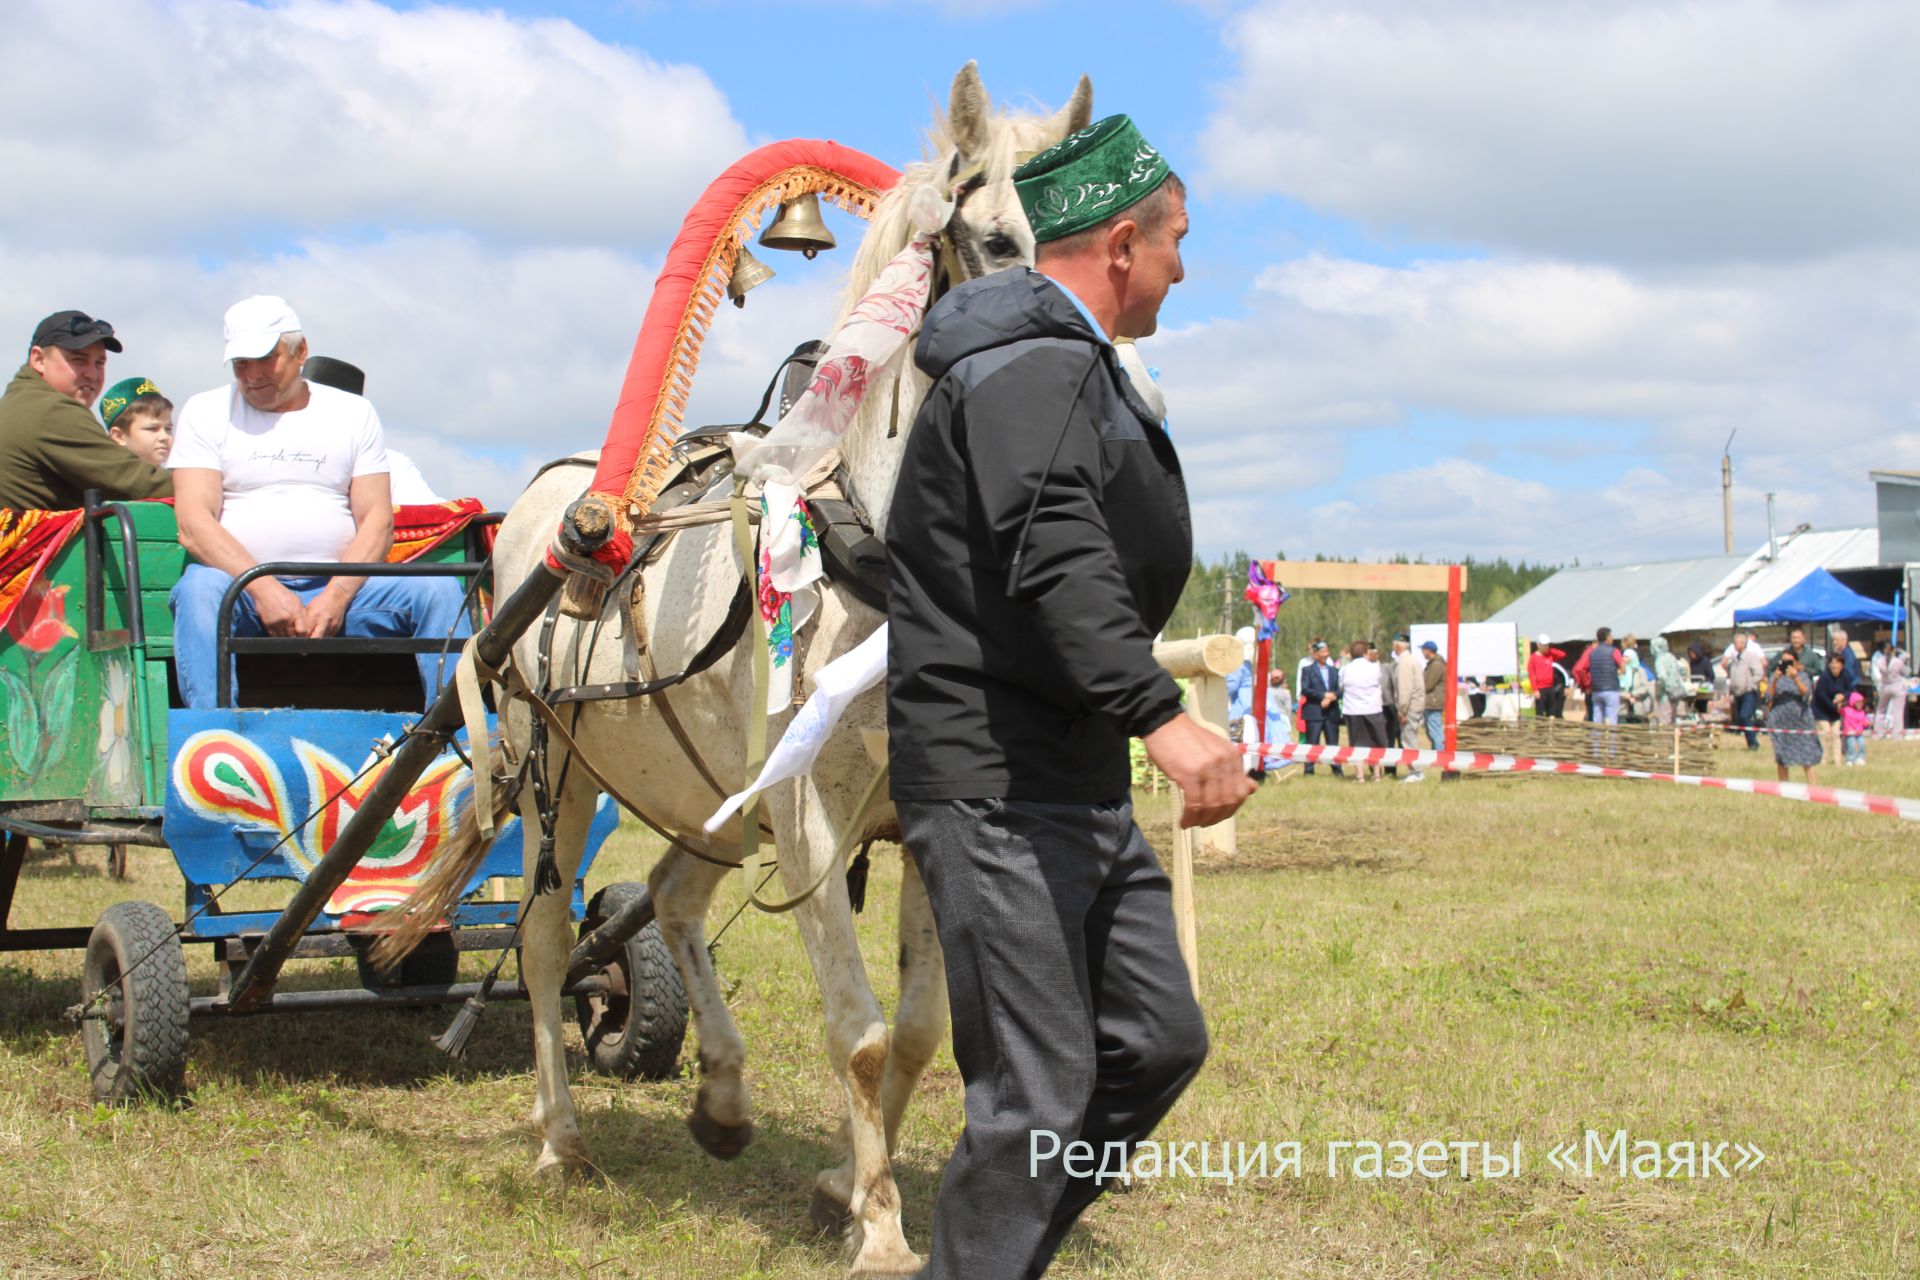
733 185 951 712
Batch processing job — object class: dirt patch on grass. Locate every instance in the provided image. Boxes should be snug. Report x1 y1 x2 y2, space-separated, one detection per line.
1135 814 1428 875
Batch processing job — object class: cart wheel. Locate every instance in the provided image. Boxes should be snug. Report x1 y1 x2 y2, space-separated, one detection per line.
81 901 190 1103
575 883 688 1080
356 931 461 990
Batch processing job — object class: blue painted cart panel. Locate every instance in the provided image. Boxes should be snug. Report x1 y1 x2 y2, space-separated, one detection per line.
165 708 616 939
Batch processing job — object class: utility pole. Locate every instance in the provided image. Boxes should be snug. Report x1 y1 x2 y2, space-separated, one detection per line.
1721 429 1737 554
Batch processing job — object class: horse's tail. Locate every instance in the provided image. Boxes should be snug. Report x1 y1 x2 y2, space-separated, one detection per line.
364 735 517 966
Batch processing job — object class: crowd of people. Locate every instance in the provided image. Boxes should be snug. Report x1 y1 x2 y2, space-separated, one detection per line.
1215 619 1911 793
0 300 466 708
1519 624 1910 785
1228 631 1450 784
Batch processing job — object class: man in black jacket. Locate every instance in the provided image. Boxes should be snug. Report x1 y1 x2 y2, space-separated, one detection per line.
887 115 1252 1279
1299 639 1344 777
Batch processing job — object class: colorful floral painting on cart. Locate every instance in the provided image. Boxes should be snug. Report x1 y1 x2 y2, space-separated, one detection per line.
164 710 616 935
0 576 138 807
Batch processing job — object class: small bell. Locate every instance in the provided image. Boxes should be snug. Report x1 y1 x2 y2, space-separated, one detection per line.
759 192 836 259
726 247 776 308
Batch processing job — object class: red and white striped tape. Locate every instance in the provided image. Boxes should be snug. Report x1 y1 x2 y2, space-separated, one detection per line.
1243 741 1920 822
1684 722 1920 739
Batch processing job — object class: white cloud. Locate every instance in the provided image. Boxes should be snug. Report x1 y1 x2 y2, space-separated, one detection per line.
0 0 867 510
0 0 748 250
1150 246 1916 563
1203 0 1920 263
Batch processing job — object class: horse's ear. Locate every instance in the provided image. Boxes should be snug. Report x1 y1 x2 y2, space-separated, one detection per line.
1051 75 1093 138
949 60 990 157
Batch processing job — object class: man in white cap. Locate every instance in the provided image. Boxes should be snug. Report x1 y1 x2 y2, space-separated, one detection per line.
1227 624 1256 746
167 295 468 708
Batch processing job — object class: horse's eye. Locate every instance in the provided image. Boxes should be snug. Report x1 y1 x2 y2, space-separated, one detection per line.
983 232 1018 259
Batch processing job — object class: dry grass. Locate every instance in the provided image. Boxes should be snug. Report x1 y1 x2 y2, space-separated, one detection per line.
3 739 1918 1278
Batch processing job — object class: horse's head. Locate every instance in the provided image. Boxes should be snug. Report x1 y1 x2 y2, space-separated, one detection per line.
840 62 1092 314
939 60 1093 279
830 63 1093 530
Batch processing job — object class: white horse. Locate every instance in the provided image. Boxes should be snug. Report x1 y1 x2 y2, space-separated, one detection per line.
379 63 1091 1275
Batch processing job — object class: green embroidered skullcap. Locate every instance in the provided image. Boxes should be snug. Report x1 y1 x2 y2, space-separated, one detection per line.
99 377 161 431
1014 114 1172 244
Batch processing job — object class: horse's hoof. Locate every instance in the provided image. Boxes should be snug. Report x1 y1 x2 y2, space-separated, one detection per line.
811 1184 855 1235
533 1155 588 1189
847 1247 924 1277
687 1108 753 1160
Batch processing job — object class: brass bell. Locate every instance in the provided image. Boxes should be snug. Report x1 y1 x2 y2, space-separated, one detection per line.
759 192 836 259
726 246 776 308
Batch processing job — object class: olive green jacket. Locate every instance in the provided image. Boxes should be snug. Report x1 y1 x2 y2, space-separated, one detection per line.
0 365 173 510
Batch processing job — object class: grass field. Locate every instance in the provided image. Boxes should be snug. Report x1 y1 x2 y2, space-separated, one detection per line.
3 737 1918 1278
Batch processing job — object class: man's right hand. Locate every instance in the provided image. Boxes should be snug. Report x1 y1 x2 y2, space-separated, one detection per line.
1143 713 1257 828
246 578 307 637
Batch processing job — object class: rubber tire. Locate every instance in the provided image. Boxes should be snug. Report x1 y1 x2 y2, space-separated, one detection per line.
81 900 190 1104
355 932 461 990
575 883 689 1081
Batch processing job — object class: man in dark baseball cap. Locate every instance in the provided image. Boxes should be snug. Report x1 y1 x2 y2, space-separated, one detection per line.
0 309 171 509
32 310 124 357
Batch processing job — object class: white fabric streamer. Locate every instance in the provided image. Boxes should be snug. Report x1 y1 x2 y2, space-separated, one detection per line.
705 623 890 833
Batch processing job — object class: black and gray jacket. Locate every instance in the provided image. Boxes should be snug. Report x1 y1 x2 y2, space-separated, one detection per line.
886 268 1191 803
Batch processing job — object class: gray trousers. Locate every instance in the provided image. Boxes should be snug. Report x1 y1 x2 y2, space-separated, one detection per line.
897 797 1208 1280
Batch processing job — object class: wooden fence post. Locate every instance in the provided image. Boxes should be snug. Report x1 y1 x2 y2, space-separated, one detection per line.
1151 633 1243 994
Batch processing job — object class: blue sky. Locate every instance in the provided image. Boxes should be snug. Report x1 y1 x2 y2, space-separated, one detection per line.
463 0 1473 309
1 0 1910 566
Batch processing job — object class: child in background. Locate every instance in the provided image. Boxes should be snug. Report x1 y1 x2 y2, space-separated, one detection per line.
1840 691 1871 766
98 377 173 467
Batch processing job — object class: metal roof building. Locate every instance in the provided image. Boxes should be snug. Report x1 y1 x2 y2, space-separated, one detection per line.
1491 526 1887 644
1663 527 1880 635
1487 553 1745 643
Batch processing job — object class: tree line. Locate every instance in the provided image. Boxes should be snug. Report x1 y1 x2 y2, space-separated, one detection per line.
1163 551 1560 659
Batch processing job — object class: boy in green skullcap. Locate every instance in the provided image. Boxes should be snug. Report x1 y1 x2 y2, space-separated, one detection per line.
99 376 174 467
888 112 1247 1280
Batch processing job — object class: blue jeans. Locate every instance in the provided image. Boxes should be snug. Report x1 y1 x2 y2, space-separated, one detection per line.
1590 690 1621 725
1843 734 1865 764
1423 709 1445 750
1732 690 1759 747
171 564 471 709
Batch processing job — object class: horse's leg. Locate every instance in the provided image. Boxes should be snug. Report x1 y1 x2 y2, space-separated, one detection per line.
780 785 919 1276
649 843 753 1158
814 850 947 1237
524 774 597 1182
881 850 947 1150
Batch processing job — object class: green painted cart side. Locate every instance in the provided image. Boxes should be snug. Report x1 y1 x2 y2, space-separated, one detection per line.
0 506 149 813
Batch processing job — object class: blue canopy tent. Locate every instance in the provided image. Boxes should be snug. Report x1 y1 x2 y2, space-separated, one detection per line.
1733 568 1899 625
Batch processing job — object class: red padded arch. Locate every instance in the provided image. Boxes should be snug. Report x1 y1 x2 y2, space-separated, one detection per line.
588 140 900 506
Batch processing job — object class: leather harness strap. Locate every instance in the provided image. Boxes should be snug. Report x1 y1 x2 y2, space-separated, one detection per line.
474 645 748 871
544 577 752 707
626 572 739 808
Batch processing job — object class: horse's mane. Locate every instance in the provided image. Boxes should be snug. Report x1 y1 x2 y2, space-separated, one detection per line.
827 101 1069 502
834 116 954 326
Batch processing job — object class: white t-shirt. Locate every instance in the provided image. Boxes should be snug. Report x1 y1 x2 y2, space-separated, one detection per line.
1341 656 1384 716
170 381 388 564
